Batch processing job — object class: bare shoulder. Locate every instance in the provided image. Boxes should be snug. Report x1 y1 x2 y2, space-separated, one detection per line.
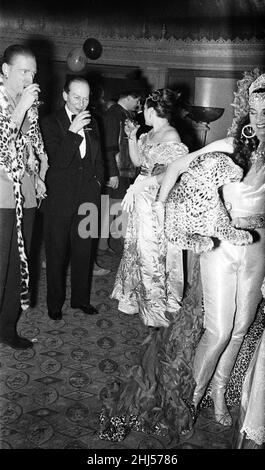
162 127 181 143
223 136 234 146
219 136 235 152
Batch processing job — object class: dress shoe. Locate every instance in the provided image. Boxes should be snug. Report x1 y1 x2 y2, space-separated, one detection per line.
71 304 99 315
48 309 63 321
93 266 111 276
211 387 233 427
0 335 33 350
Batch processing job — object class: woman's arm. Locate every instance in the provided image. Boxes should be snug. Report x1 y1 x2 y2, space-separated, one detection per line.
127 135 141 166
157 137 234 202
191 136 234 156
124 119 141 167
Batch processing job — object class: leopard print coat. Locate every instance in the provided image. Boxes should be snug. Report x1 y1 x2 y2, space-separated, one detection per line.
0 74 47 310
165 152 253 254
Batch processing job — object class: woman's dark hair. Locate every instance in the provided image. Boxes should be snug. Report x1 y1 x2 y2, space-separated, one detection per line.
145 88 181 123
3 44 35 65
232 116 256 174
232 87 265 174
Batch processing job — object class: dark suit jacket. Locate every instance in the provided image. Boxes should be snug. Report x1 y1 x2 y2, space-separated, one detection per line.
103 103 129 179
41 107 104 215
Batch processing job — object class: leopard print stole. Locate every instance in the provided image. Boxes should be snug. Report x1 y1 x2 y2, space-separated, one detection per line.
0 74 44 310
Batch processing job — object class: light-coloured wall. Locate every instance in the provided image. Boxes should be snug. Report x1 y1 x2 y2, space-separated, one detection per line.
0 15 265 147
194 77 238 143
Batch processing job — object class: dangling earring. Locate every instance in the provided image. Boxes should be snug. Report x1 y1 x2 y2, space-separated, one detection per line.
241 124 256 140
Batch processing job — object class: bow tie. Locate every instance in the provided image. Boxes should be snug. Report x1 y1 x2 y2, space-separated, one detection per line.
71 114 76 121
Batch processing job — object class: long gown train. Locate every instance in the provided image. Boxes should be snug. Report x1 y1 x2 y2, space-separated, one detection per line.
99 255 203 443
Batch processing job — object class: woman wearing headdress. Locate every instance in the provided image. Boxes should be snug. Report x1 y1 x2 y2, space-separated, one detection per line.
156 69 265 427
111 88 189 328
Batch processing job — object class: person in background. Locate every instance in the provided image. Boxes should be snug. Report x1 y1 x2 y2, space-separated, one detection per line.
98 89 142 252
41 76 104 320
88 84 111 276
0 44 48 349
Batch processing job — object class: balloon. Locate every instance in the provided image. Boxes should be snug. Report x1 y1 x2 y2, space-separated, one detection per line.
83 38 102 60
66 47 87 72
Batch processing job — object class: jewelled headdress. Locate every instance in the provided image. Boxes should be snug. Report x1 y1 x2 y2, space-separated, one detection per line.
227 68 261 137
249 73 265 107
249 73 265 95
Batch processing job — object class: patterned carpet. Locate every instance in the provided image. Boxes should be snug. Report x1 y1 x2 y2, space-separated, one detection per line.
0 235 241 451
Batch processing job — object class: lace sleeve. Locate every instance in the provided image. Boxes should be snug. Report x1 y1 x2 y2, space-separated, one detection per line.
241 425 265 446
159 142 189 165
173 142 189 158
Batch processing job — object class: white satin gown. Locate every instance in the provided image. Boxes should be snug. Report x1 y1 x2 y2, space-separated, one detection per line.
111 133 188 328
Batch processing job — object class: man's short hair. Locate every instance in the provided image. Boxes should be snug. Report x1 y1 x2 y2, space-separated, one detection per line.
63 75 89 93
2 44 35 65
119 89 141 100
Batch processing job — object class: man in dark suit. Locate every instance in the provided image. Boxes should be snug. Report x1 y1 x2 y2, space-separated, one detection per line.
41 76 104 320
98 89 141 251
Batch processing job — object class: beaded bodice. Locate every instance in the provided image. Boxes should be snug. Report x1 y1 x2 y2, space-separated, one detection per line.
138 133 188 172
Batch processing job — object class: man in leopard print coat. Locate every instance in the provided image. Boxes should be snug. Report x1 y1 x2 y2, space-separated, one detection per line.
0 44 48 350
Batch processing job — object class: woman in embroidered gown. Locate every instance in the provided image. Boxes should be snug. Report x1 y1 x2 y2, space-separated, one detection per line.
111 89 188 328
99 90 211 442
